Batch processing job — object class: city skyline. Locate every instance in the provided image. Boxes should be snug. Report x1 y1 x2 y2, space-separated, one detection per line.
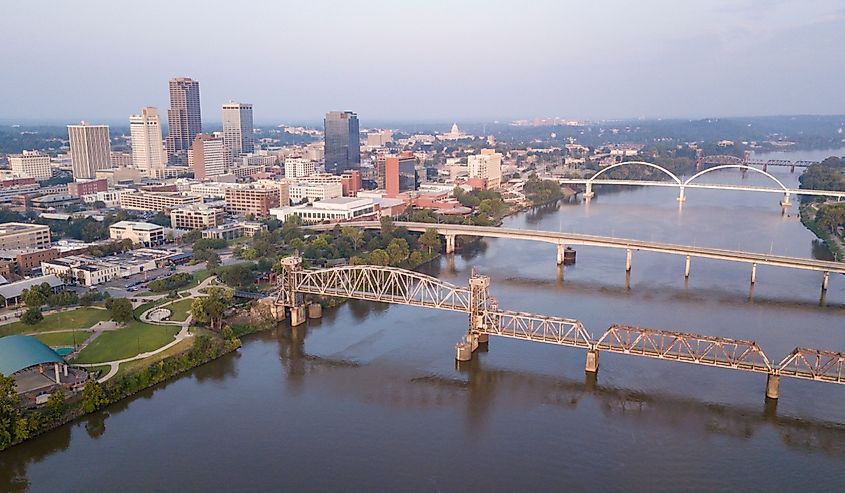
2 0 844 123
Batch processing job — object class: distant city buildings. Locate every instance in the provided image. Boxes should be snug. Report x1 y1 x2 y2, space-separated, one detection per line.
467 149 503 189
170 204 226 230
0 223 51 250
8 151 51 180
165 77 202 164
130 107 166 177
366 129 393 147
191 134 228 180
222 102 254 158
67 122 111 180
119 190 203 212
385 151 417 197
324 111 360 175
223 185 281 218
284 156 316 180
108 221 165 247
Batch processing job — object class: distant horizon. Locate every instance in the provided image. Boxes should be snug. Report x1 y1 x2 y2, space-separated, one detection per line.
2 113 845 130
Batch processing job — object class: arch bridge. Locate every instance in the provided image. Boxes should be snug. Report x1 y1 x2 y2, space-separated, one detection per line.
270 256 845 401
549 160 844 206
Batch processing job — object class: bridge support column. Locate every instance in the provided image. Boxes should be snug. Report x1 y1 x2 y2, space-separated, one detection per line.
677 186 686 203
556 243 566 265
750 263 757 285
270 302 287 321
585 349 599 374
765 374 780 400
822 271 830 291
780 192 791 208
625 249 632 272
455 335 473 361
684 255 691 278
445 234 456 254
307 302 322 319
290 305 306 327
583 183 594 201
790 164 795 173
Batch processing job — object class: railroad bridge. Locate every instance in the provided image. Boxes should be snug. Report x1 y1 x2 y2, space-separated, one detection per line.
272 256 844 401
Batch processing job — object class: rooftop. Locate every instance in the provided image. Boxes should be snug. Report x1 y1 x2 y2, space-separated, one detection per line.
0 335 64 375
0 223 48 234
110 221 164 231
0 274 63 300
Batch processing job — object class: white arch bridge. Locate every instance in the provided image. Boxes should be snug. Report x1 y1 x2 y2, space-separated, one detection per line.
545 161 845 206
270 256 844 401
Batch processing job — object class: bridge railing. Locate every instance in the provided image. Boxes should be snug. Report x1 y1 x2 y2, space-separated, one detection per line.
777 347 845 383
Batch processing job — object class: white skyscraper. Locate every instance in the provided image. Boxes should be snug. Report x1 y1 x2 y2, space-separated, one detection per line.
130 107 166 177
222 102 254 158
67 122 111 180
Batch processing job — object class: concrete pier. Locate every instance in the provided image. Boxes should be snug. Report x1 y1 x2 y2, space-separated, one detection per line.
476 332 489 345
556 243 565 265
445 234 456 254
625 249 632 272
677 186 686 202
585 349 600 373
750 263 757 284
290 305 306 327
780 192 791 208
684 255 691 278
822 271 830 291
766 374 780 400
307 302 322 319
455 340 472 361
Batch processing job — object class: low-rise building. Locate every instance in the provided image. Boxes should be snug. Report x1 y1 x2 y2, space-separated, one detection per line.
224 186 280 218
0 223 51 250
0 248 60 278
67 179 108 197
270 197 377 224
170 204 226 230
0 274 64 306
119 191 203 212
201 221 268 241
41 249 174 286
109 221 165 247
9 151 52 180
289 181 343 204
81 190 126 208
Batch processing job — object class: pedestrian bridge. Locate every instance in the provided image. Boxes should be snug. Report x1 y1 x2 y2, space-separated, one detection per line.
544 161 845 206
270 256 844 401
308 221 845 291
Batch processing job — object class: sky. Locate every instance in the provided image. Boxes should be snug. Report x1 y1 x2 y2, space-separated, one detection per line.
2 0 844 125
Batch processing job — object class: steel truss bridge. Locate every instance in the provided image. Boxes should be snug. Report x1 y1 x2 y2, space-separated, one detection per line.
272 257 844 400
545 160 844 206
699 154 817 171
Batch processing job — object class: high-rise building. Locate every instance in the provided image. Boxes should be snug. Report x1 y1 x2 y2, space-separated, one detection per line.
165 77 202 164
191 134 228 180
222 102 254 158
324 111 360 175
385 151 417 197
130 107 165 176
9 151 52 180
67 122 111 180
467 149 503 189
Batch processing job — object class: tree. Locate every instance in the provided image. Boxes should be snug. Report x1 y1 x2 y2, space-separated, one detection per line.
191 287 232 331
21 287 46 308
387 238 410 266
341 226 364 252
380 216 395 236
82 380 106 413
109 298 133 324
206 253 221 270
0 373 21 449
21 307 43 325
44 391 66 423
368 249 390 266
217 263 254 288
420 228 441 255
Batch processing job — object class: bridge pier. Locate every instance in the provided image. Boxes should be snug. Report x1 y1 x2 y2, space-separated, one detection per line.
766 374 780 400
556 243 566 265
677 186 686 203
625 249 632 272
585 349 599 373
583 183 594 201
684 255 691 278
445 234 456 254
790 164 795 173
780 192 791 208
822 271 830 291
750 263 758 285
290 305 306 327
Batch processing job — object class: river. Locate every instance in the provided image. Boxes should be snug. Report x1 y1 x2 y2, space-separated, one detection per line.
2 148 845 492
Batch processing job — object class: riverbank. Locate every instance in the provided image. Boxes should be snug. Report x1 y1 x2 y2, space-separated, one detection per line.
799 203 844 261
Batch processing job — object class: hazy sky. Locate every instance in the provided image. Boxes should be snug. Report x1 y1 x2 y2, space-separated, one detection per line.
2 0 844 124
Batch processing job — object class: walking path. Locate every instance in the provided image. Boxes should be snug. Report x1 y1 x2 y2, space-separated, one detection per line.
72 276 217 382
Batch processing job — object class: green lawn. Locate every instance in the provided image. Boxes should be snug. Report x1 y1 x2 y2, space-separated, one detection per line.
73 321 179 364
35 330 91 347
166 298 195 322
1 307 111 337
